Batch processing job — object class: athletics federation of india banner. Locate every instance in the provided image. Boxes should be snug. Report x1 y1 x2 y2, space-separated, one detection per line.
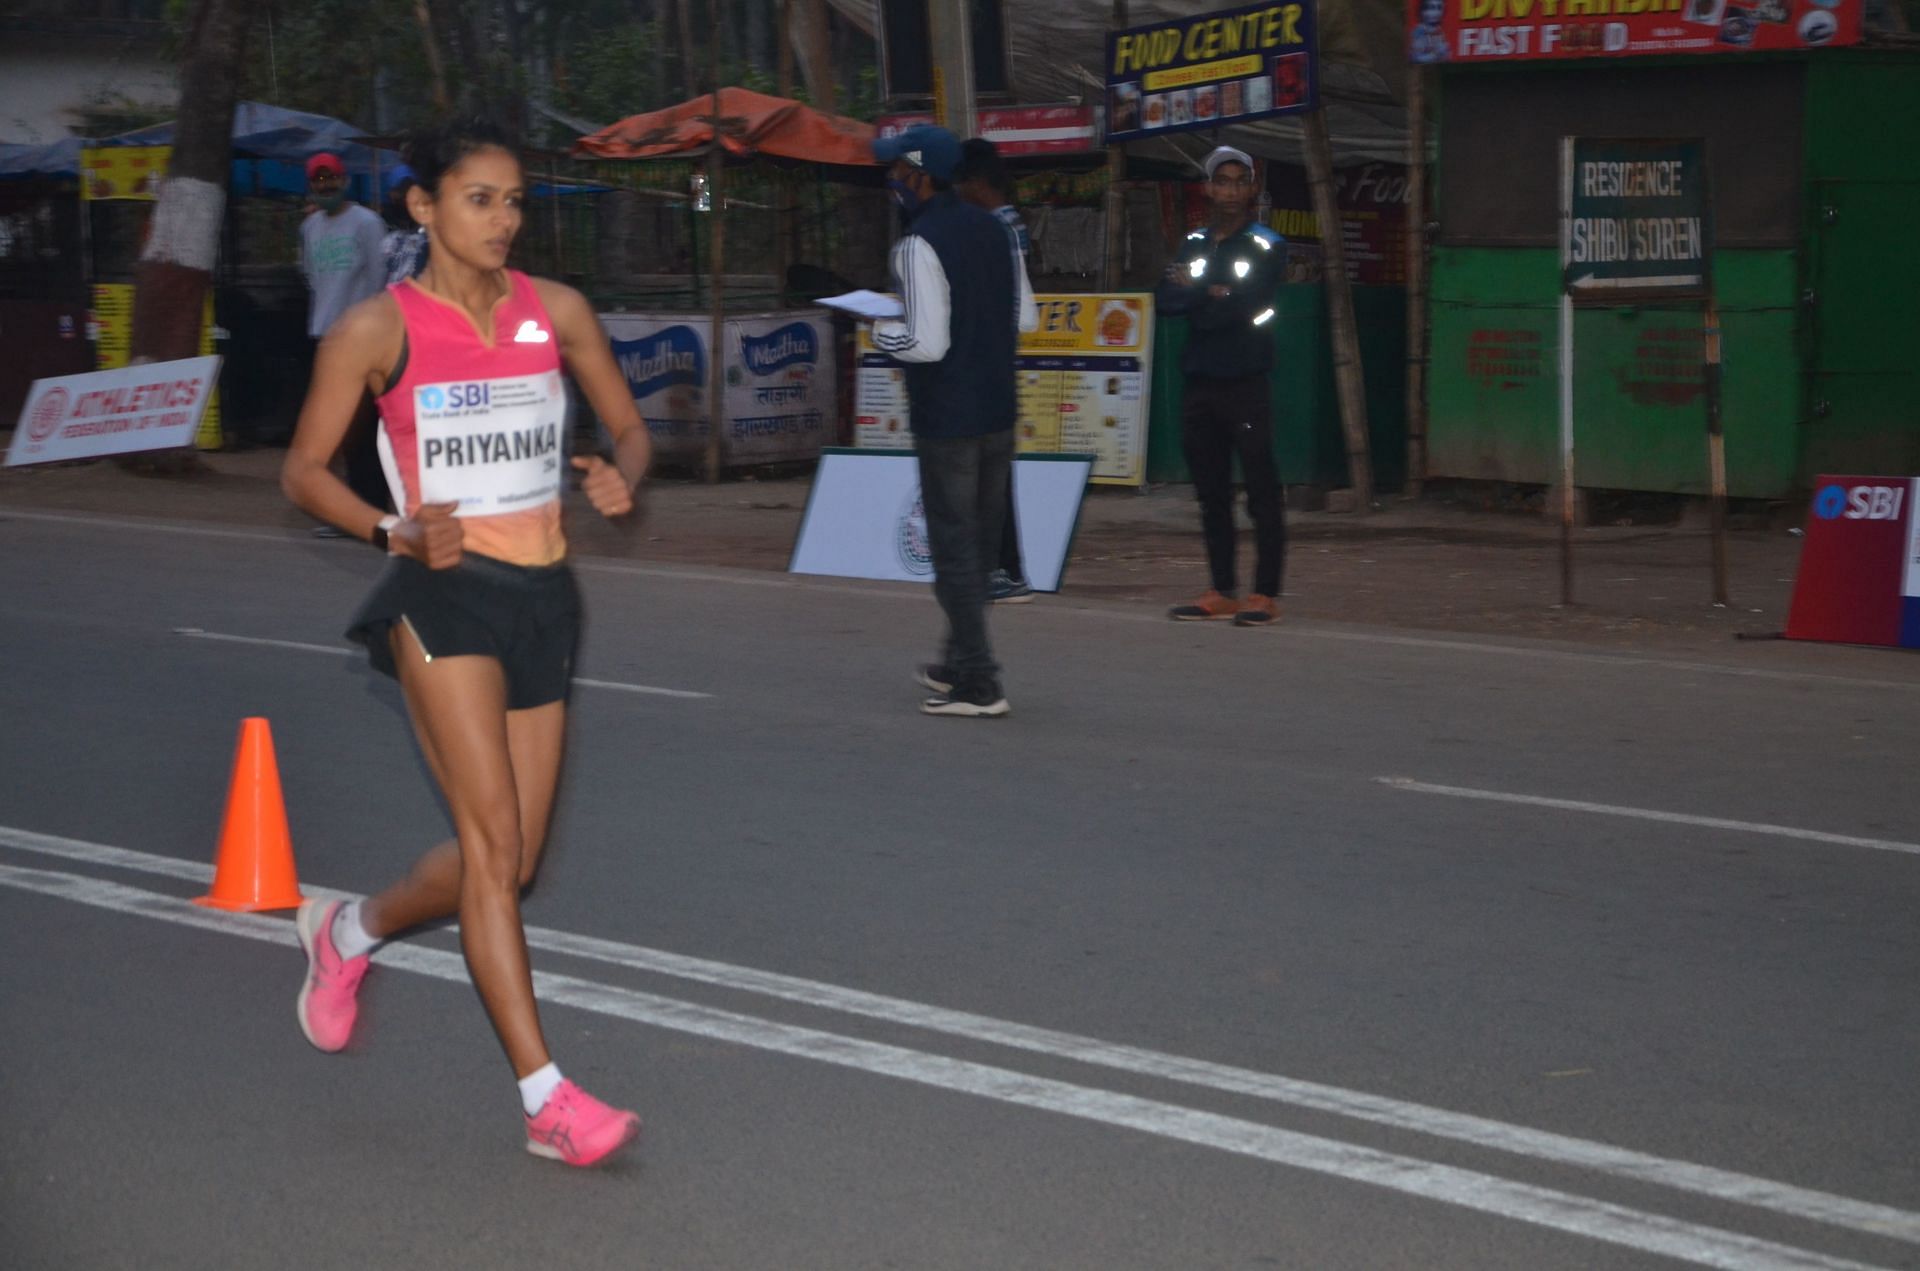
7 357 221 468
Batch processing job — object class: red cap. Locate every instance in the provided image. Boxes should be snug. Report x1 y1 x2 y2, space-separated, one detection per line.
305 153 344 180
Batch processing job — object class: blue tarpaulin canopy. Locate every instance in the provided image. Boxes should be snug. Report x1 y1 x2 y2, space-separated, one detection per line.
0 102 379 194
0 103 607 198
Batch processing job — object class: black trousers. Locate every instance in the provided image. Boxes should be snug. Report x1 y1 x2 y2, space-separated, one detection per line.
999 468 1024 579
1180 373 1285 599
915 428 1014 687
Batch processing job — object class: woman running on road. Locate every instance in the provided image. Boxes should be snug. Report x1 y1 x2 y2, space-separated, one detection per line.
281 118 652 1168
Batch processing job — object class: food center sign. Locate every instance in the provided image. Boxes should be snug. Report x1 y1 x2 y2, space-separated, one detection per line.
1407 0 1861 63
1564 139 1709 300
1105 1 1319 144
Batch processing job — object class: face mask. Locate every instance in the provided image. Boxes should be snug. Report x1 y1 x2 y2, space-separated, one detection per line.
314 188 347 211
887 177 924 217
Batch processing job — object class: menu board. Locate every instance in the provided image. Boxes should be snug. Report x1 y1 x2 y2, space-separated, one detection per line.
854 293 1153 487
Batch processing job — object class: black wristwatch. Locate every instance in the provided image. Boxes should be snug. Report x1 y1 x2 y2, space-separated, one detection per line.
370 514 401 553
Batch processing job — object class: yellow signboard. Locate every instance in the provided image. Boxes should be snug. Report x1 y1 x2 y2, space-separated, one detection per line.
91 282 223 449
854 293 1154 486
81 146 171 201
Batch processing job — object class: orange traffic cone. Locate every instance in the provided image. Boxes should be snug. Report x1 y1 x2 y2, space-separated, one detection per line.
194 717 305 912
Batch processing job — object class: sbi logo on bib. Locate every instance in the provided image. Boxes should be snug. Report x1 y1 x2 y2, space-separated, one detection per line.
1814 483 1905 521
416 383 491 415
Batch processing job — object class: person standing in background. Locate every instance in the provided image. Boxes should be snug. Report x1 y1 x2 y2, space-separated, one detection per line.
1154 145 1288 627
955 137 1035 605
301 152 390 529
871 125 1038 716
380 163 429 286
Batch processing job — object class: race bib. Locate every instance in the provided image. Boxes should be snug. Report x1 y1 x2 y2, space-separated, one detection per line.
413 373 565 514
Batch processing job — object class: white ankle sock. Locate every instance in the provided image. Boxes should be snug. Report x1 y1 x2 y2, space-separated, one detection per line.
330 901 380 961
519 1062 564 1116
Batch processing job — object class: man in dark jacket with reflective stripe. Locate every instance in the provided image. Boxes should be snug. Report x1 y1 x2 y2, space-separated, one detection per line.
872 125 1038 717
1155 145 1288 627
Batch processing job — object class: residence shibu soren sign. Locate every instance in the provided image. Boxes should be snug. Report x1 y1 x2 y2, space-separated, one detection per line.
1564 139 1709 301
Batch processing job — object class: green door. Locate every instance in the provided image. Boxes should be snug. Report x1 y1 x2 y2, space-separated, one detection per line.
1802 177 1920 478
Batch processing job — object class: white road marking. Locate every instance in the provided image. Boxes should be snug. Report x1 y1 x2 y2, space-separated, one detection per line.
11 506 1920 694
0 855 1898 1271
169 627 712 699
172 628 351 657
3 823 1914 1249
1380 777 1920 859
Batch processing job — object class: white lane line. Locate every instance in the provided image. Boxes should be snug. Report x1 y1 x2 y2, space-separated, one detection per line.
1380 777 1920 859
4 823 1914 1247
0 857 1895 1271
170 627 713 700
173 628 352 657
16 505 1920 695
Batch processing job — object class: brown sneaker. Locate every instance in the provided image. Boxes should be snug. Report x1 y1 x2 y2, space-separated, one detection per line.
1234 594 1279 626
1168 589 1239 621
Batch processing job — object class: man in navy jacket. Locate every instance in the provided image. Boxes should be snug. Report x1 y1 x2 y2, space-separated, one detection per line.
873 125 1038 717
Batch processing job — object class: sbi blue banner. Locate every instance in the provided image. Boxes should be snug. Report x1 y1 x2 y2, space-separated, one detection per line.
1105 1 1319 144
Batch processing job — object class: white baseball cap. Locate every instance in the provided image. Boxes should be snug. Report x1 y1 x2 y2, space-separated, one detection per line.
1203 146 1255 179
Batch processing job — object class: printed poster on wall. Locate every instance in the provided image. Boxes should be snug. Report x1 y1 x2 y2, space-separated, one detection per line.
853 293 1153 487
602 310 834 466
1407 0 1860 64
1105 1 1319 144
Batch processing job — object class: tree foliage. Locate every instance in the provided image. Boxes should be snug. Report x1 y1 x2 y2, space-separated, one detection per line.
154 0 880 145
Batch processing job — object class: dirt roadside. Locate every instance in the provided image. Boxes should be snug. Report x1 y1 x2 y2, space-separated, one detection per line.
0 444 1826 656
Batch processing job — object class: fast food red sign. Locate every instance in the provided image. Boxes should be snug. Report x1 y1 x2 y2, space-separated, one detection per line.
1407 0 1860 63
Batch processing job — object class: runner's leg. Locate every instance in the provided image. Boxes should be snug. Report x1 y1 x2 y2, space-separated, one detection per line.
378 623 556 1077
359 650 566 938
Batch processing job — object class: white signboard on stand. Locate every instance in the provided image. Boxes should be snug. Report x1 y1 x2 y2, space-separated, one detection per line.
7 356 221 467
789 448 1093 591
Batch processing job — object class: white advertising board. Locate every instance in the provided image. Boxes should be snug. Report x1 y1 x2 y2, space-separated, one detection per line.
7 356 221 467
789 448 1093 591
601 310 834 467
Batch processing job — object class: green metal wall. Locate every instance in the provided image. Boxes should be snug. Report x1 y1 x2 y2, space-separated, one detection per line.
1148 283 1408 491
1426 248 1802 498
1423 50 1920 497
1800 54 1920 481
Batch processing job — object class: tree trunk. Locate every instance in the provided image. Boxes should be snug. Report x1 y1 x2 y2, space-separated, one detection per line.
126 0 250 467
790 0 834 112
674 0 700 97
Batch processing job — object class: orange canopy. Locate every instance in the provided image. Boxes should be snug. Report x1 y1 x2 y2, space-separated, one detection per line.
573 87 877 167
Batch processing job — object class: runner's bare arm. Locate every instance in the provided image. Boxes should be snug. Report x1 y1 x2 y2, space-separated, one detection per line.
281 293 408 540
538 279 652 517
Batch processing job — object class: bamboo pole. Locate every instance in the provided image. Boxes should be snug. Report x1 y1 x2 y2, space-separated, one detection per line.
1705 295 1729 605
1103 0 1128 291
1404 64 1429 499
705 82 728 484
1302 107 1373 510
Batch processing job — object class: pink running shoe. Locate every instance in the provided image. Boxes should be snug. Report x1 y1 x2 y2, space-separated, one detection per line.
524 1080 642 1167
295 899 370 1053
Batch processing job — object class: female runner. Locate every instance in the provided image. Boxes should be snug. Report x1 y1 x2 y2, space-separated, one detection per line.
281 118 652 1168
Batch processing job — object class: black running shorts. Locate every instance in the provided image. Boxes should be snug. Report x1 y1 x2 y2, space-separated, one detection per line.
346 553 581 710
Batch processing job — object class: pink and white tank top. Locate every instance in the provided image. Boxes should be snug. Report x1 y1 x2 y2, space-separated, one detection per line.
376 270 567 566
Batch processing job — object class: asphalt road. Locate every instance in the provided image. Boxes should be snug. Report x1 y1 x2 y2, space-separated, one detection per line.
2 507 1917 1270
